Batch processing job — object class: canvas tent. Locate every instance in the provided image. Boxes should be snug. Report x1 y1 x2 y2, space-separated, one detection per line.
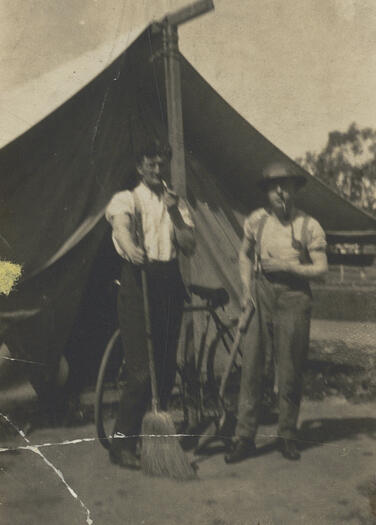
1 26 376 395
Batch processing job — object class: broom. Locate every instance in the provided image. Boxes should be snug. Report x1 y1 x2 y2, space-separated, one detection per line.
135 193 197 481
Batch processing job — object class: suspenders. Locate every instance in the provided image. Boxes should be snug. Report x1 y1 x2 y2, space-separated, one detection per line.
132 188 144 250
254 213 269 274
255 213 269 253
254 210 311 271
300 215 310 248
298 215 312 264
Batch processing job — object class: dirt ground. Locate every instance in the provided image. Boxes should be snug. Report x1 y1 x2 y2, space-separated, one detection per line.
1 388 376 525
1 318 376 525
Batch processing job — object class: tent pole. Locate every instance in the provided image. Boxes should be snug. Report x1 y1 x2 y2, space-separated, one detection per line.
163 23 186 196
163 21 198 426
161 0 215 193
161 1 214 426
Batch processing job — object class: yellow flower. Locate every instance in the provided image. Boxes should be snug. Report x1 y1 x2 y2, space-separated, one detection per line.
0 261 22 295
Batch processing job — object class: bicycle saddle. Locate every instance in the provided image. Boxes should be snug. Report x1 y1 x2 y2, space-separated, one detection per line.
188 284 229 308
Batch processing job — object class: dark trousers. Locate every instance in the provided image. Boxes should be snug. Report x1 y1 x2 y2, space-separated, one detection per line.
236 273 312 440
114 259 185 451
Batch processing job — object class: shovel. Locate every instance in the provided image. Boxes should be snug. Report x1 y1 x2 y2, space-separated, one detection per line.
195 301 255 453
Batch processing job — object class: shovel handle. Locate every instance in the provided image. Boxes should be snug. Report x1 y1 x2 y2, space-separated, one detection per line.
218 303 254 400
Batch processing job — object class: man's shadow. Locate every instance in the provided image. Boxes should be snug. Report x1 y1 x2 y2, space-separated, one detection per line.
191 415 376 465
297 417 376 451
189 407 279 460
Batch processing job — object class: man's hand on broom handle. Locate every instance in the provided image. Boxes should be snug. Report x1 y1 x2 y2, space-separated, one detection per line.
111 214 146 265
238 299 255 333
128 244 146 265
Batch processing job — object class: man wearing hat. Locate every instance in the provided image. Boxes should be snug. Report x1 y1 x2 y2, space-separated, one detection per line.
225 161 328 463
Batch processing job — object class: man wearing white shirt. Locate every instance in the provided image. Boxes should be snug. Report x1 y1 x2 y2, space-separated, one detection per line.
105 140 195 469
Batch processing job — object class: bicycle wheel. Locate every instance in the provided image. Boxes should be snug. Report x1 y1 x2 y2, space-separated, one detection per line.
95 328 125 450
206 320 242 412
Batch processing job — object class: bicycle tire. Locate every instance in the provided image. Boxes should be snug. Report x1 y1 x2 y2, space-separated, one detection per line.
95 328 122 450
206 320 242 408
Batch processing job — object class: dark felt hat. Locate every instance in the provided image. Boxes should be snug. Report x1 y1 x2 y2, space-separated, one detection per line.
258 161 307 191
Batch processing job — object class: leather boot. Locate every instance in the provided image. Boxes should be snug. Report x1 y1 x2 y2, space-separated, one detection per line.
109 447 141 470
224 438 257 464
279 438 300 460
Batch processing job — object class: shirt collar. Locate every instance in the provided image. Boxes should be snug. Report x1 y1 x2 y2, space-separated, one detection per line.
139 180 164 199
266 205 298 225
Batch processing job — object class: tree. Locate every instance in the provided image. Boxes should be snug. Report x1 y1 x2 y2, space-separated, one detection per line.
296 123 376 213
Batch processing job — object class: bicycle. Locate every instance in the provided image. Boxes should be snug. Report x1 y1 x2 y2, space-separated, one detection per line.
95 282 243 450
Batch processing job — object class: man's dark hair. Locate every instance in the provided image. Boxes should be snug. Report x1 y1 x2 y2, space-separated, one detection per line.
134 139 172 166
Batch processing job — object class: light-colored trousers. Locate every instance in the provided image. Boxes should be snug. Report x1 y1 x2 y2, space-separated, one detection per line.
236 272 312 440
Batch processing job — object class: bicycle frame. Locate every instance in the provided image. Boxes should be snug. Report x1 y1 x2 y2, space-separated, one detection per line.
96 282 241 445
179 301 238 421
184 302 238 363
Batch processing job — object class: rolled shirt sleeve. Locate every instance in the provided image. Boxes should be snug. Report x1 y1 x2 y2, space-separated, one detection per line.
105 191 135 225
244 217 253 240
105 185 195 261
243 209 265 241
307 218 327 252
178 199 195 229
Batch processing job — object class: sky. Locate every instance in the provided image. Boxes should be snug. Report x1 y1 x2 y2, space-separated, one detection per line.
0 0 375 159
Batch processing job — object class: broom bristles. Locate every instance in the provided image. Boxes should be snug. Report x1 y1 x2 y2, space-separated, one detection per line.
141 410 197 481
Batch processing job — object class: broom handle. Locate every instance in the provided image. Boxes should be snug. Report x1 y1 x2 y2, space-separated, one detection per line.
140 268 159 413
133 190 160 413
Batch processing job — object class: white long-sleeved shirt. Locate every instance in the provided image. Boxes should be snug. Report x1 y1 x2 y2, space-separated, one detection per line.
105 182 194 262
